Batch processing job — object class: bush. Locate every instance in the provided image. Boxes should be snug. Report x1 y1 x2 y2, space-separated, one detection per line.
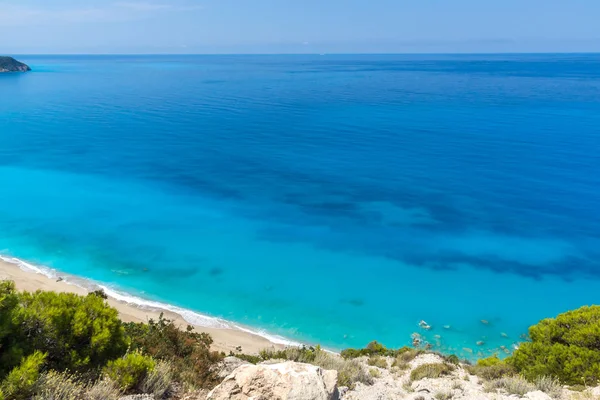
508 305 600 385
367 356 388 369
0 351 47 400
434 391 452 400
392 349 424 370
124 313 223 389
259 345 320 364
338 359 373 388
468 356 516 380
341 341 412 359
139 361 173 399
410 363 455 381
2 288 127 376
484 376 535 396
32 370 85 400
83 378 121 400
533 376 563 399
103 351 155 392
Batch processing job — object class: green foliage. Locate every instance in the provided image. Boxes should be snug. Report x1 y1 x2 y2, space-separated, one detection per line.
410 363 455 381
103 351 155 392
234 353 261 364
508 305 600 385
0 285 128 376
259 345 321 364
341 341 413 359
468 356 516 380
443 355 460 365
124 313 222 389
0 351 46 400
477 355 503 367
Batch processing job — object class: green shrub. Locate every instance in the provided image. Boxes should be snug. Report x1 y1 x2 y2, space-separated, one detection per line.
0 282 25 376
2 287 128 376
124 313 223 389
103 351 155 392
443 355 460 365
0 351 46 400
367 356 388 369
468 356 516 380
410 363 455 381
341 341 412 359
259 345 320 364
32 370 85 400
508 305 600 385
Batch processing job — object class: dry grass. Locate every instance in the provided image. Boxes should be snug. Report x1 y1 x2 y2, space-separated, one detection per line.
467 363 516 380
32 371 85 400
534 376 564 399
140 361 174 399
369 368 382 378
484 376 536 396
410 363 456 381
392 349 423 370
367 356 388 369
312 351 373 388
83 378 122 400
434 390 453 400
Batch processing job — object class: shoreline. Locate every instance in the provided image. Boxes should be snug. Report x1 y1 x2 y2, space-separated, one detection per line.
0 255 288 355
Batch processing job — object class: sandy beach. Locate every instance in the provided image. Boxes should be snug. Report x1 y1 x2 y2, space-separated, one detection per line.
0 258 283 355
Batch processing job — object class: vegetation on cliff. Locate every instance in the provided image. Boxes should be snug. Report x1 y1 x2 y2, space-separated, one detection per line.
1 279 599 399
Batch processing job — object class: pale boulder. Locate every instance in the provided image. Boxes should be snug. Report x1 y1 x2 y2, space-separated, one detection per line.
207 361 339 400
524 391 552 400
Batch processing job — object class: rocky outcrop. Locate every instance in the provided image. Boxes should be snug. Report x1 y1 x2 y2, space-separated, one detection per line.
0 56 31 72
215 357 251 380
207 361 339 400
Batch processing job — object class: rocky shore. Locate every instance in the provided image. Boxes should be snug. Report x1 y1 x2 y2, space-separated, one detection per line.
200 353 599 400
0 56 31 72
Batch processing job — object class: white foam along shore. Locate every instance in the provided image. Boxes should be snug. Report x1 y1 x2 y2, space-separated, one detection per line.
0 253 301 351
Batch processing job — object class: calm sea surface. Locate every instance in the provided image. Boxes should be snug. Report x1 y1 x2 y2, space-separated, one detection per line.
1 54 599 357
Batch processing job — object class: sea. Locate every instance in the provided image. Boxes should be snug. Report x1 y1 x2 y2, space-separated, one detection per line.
1 54 599 359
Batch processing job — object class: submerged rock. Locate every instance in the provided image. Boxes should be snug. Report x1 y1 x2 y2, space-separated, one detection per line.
0 56 31 72
207 361 339 400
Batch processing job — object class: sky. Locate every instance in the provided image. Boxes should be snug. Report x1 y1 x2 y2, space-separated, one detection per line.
1 0 599 54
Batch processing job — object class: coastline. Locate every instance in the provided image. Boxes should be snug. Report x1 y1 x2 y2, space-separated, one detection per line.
0 255 287 355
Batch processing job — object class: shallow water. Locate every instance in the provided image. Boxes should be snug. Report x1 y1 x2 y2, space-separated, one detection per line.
1 54 600 358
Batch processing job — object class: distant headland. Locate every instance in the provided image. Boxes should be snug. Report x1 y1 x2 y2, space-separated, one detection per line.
0 56 31 72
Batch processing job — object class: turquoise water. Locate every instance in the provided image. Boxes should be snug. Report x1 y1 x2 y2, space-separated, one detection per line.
1 54 600 358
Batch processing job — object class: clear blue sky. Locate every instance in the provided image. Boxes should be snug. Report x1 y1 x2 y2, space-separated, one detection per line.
1 0 599 54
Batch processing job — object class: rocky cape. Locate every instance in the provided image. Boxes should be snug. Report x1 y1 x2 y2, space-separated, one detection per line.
0 56 31 72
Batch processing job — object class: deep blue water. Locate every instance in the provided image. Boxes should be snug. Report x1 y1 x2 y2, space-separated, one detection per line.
1 54 600 358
